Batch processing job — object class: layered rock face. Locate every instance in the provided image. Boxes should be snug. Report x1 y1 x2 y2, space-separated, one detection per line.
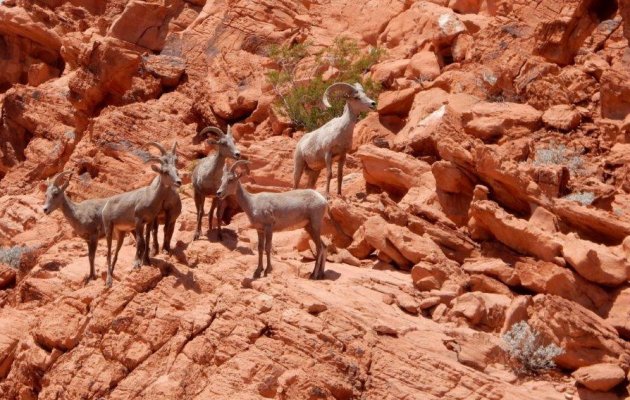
1 0 630 399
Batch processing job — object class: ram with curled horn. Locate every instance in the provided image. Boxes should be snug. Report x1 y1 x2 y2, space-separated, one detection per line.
293 82 376 195
101 141 182 287
191 124 242 241
216 160 329 280
41 170 112 282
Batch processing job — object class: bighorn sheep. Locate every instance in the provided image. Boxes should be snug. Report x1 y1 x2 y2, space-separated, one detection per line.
102 142 181 288
217 160 328 279
42 171 108 281
192 125 241 241
145 143 182 256
293 82 376 195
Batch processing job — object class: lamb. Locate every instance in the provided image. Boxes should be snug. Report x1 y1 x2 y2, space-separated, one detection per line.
216 160 328 280
293 82 376 195
192 125 241 241
145 142 182 256
101 142 181 288
41 171 109 281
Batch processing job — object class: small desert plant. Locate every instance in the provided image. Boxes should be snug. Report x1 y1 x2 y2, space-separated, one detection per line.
502 321 564 375
266 37 383 131
0 246 33 269
533 144 584 176
563 192 595 206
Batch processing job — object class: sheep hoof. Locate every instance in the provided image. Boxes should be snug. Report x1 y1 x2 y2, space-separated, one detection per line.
161 248 171 255
133 260 142 269
105 277 113 288
193 232 200 241
253 270 262 279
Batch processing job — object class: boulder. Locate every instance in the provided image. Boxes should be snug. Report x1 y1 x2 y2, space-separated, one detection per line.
600 69 630 120
561 234 630 287
469 200 563 263
572 363 625 392
377 87 418 116
528 295 630 370
542 105 581 131
0 264 16 289
364 216 447 269
468 274 513 297
462 258 518 286
411 260 468 293
514 260 608 311
356 145 435 197
462 102 542 141
448 292 512 331
107 0 173 51
143 55 186 87
404 51 441 82
605 287 630 340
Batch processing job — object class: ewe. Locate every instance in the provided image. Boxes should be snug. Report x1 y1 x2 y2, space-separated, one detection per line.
217 160 328 279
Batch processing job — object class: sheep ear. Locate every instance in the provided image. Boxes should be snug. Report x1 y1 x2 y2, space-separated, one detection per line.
38 181 48 192
354 82 364 91
171 141 178 153
151 164 161 173
226 125 232 136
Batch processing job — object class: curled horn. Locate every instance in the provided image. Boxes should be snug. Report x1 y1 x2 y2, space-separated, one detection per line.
145 142 167 155
229 160 250 176
198 126 224 139
322 82 357 108
144 156 163 164
51 171 72 187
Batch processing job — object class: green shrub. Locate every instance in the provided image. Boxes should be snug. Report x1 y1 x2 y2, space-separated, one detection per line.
266 37 383 132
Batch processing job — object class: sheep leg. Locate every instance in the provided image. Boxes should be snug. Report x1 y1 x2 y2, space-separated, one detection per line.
105 226 113 288
216 198 225 241
293 151 305 189
111 230 125 278
306 224 324 280
133 220 145 269
193 191 205 241
151 219 159 256
264 226 273 277
208 197 217 237
337 153 346 196
324 151 333 194
254 230 264 279
87 235 97 281
306 168 321 189
163 220 175 255
143 222 152 266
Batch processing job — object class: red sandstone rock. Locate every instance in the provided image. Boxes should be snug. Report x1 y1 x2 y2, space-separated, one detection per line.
462 102 543 141
542 104 582 131
528 295 630 370
572 363 626 392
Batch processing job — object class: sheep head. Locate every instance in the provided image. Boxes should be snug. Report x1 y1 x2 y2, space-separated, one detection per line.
198 125 241 160
42 171 72 214
145 141 182 188
322 82 376 112
217 160 250 199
